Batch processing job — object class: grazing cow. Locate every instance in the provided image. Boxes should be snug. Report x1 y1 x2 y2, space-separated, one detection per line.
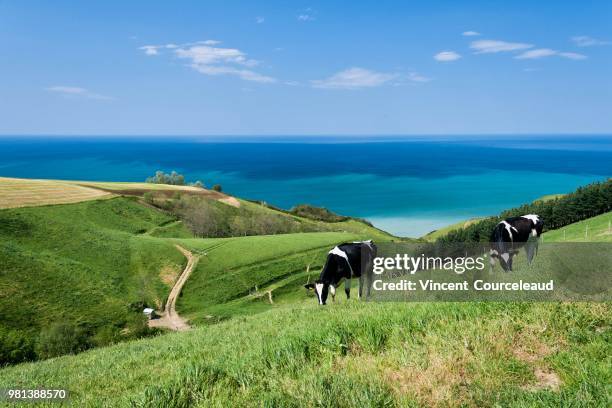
305 240 377 305
489 214 544 272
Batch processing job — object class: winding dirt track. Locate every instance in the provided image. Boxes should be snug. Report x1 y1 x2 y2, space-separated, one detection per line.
148 245 199 331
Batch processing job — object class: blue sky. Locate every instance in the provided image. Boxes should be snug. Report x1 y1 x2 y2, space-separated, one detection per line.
1 0 611 135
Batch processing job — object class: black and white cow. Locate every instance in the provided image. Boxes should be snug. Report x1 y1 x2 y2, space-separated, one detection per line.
489 214 544 272
305 240 377 305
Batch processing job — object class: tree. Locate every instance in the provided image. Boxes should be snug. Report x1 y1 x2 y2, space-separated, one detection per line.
180 199 222 237
145 170 186 185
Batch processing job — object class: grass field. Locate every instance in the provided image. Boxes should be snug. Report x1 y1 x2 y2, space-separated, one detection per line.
543 211 612 242
0 301 608 407
0 177 113 209
0 197 189 361
0 179 609 406
175 232 361 322
534 193 566 203
0 187 386 364
421 218 484 242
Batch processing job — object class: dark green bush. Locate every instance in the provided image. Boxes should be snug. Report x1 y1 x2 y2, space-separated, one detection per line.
35 323 88 359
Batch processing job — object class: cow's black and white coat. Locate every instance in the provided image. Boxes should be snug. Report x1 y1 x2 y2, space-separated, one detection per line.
489 214 544 272
305 240 377 305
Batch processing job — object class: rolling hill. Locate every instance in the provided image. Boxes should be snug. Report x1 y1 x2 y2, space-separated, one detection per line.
0 177 609 407
0 177 391 364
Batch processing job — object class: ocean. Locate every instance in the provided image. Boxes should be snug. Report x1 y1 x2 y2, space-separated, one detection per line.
1 135 610 237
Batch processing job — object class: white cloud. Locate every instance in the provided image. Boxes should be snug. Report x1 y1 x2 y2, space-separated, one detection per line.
558 51 587 60
470 39 533 53
515 48 587 60
571 35 610 47
255 16 265 24
407 72 431 82
140 45 160 56
514 48 557 59
462 31 480 36
175 45 258 67
46 86 113 100
434 51 461 62
140 40 276 83
311 67 397 89
190 65 275 83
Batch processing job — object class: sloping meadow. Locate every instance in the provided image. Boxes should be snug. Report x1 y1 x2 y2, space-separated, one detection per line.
0 301 608 407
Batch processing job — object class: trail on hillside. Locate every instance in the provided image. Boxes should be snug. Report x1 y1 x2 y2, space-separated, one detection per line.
149 245 199 331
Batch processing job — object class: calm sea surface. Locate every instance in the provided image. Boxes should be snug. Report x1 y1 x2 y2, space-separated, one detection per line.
1 136 610 237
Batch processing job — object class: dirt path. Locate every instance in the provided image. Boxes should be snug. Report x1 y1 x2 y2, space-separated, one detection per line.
148 245 199 331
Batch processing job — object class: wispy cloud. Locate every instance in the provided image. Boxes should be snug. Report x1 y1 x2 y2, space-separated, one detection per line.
434 51 461 62
514 48 557 59
515 48 587 60
140 45 161 56
462 31 480 36
571 35 610 47
139 40 276 83
297 7 316 21
45 86 113 100
406 72 431 83
311 67 397 89
470 39 533 53
298 14 315 21
557 52 588 60
255 16 265 24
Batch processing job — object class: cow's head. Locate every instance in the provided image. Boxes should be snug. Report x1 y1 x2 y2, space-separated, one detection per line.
304 280 330 305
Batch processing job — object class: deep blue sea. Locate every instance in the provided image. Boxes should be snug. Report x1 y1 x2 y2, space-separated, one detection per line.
1 136 610 237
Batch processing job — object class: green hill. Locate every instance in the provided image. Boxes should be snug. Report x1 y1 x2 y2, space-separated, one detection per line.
0 301 608 407
543 211 611 242
0 197 188 362
0 179 392 364
0 179 610 406
421 218 485 242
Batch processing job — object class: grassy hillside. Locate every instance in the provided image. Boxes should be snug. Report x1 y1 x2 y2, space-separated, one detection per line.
0 197 189 362
175 232 360 322
0 302 608 407
1 178 609 406
543 211 611 242
421 218 484 242
0 177 113 209
0 178 390 364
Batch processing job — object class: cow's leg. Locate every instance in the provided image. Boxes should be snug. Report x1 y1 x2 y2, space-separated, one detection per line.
508 254 514 271
345 278 351 299
358 274 364 299
329 284 336 302
489 250 497 273
366 272 372 299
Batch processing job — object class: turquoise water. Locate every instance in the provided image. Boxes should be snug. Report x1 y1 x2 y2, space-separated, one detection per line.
0 136 610 237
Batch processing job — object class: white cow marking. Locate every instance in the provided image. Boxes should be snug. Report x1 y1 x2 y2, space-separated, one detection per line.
315 283 324 304
329 246 349 261
501 221 515 240
501 253 510 262
521 214 540 224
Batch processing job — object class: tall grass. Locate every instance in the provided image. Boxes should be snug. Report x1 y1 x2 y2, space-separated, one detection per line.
1 302 608 406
